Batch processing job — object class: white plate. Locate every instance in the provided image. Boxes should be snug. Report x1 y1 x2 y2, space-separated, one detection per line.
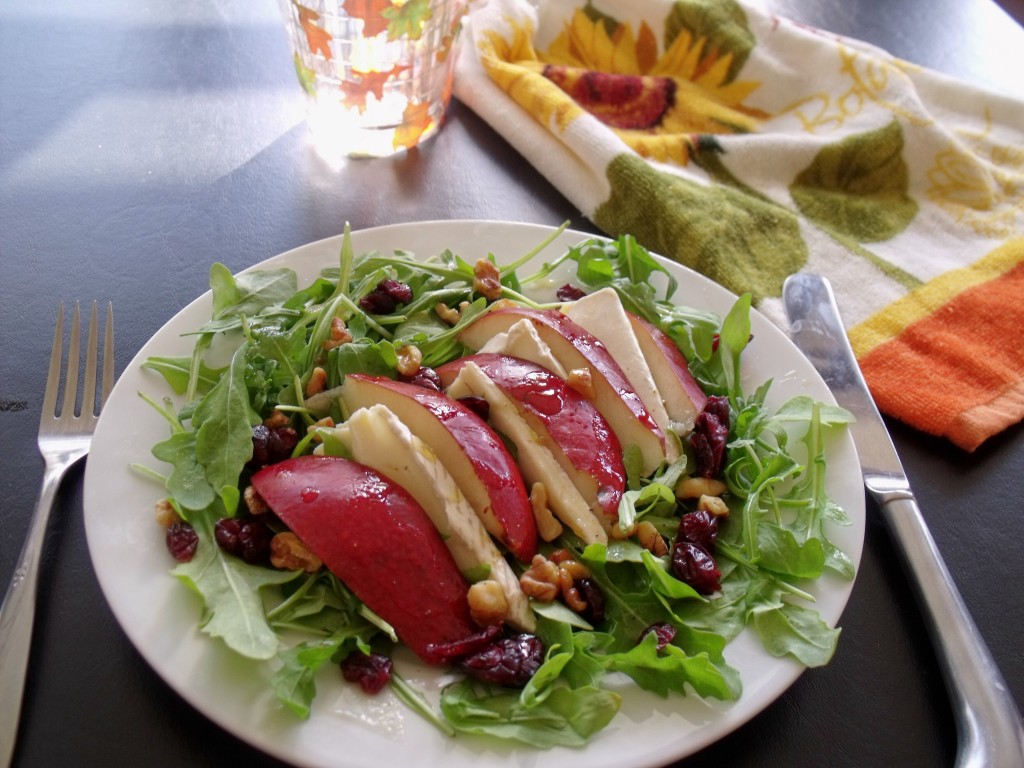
83 220 864 768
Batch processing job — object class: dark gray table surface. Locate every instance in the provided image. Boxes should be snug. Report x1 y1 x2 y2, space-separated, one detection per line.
2 0 1022 765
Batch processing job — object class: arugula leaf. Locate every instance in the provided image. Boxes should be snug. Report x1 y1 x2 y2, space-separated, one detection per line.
605 632 740 700
210 264 298 320
675 568 759 643
271 626 378 717
534 618 607 690
142 356 224 396
272 636 348 718
578 543 720 662
756 523 826 579
191 343 259 514
151 431 216 512
440 680 620 747
750 601 841 667
772 395 854 426
173 511 300 660
718 292 752 400
326 338 399 386
782 402 857 578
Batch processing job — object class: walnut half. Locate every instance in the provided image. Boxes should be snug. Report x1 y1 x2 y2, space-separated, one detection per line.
270 532 322 573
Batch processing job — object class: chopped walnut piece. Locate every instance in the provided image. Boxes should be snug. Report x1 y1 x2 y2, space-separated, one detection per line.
519 552 596 618
305 367 327 397
467 579 509 627
697 494 731 518
529 482 563 541
566 367 595 400
243 485 270 516
330 316 351 340
270 532 322 573
434 302 461 326
472 258 503 301
395 344 423 377
548 548 573 564
263 409 292 429
306 416 335 443
322 316 353 351
636 520 669 556
562 583 588 613
154 498 180 528
550 554 591 612
519 554 561 602
676 476 728 500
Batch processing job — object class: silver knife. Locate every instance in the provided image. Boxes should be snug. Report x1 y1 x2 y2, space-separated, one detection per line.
783 273 1024 768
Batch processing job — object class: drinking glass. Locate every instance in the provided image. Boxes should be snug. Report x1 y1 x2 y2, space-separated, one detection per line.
280 0 468 157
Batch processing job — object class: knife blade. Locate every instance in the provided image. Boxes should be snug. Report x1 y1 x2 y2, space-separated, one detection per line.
783 273 1024 768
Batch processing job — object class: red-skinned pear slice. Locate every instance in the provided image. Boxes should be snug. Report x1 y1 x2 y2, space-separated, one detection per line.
460 306 667 475
443 361 609 546
478 318 568 378
562 287 679 462
250 455 475 663
437 353 625 522
627 311 707 434
339 374 536 562
331 404 534 632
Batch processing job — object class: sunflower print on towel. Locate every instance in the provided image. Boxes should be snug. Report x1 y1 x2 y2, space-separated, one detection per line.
478 1 767 164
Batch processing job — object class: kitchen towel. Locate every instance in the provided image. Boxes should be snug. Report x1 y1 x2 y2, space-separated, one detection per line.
453 0 1024 451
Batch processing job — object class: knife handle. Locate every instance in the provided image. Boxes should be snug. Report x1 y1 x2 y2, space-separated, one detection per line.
875 492 1024 768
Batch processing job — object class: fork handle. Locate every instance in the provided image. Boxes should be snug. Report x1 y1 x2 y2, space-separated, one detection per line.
0 462 66 768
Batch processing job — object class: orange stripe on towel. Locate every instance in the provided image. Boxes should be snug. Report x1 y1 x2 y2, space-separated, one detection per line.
858 258 1024 451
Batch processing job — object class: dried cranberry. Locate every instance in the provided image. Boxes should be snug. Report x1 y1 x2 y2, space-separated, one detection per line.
250 424 298 468
680 509 719 552
704 395 730 425
690 395 730 478
399 366 442 392
165 521 199 563
422 624 502 665
639 622 677 651
214 516 273 564
267 426 298 461
671 541 721 595
457 395 490 421
459 633 545 688
574 577 606 624
359 279 413 314
251 424 272 466
556 284 587 301
341 651 393 694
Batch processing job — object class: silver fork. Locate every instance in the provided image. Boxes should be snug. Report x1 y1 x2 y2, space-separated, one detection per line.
0 302 114 768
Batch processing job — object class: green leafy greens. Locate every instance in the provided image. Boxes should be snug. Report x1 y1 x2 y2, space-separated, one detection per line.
139 225 854 747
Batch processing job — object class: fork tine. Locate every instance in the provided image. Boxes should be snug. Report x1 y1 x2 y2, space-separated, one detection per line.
101 302 115 407
62 302 82 418
40 303 64 422
80 302 99 418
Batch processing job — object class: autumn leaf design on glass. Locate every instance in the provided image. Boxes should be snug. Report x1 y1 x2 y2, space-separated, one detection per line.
296 2 334 59
282 0 467 156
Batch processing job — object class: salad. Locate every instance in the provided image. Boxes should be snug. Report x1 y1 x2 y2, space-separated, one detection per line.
136 223 855 748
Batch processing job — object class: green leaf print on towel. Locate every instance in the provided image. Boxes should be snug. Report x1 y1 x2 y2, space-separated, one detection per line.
790 120 918 243
665 0 755 84
593 153 807 304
